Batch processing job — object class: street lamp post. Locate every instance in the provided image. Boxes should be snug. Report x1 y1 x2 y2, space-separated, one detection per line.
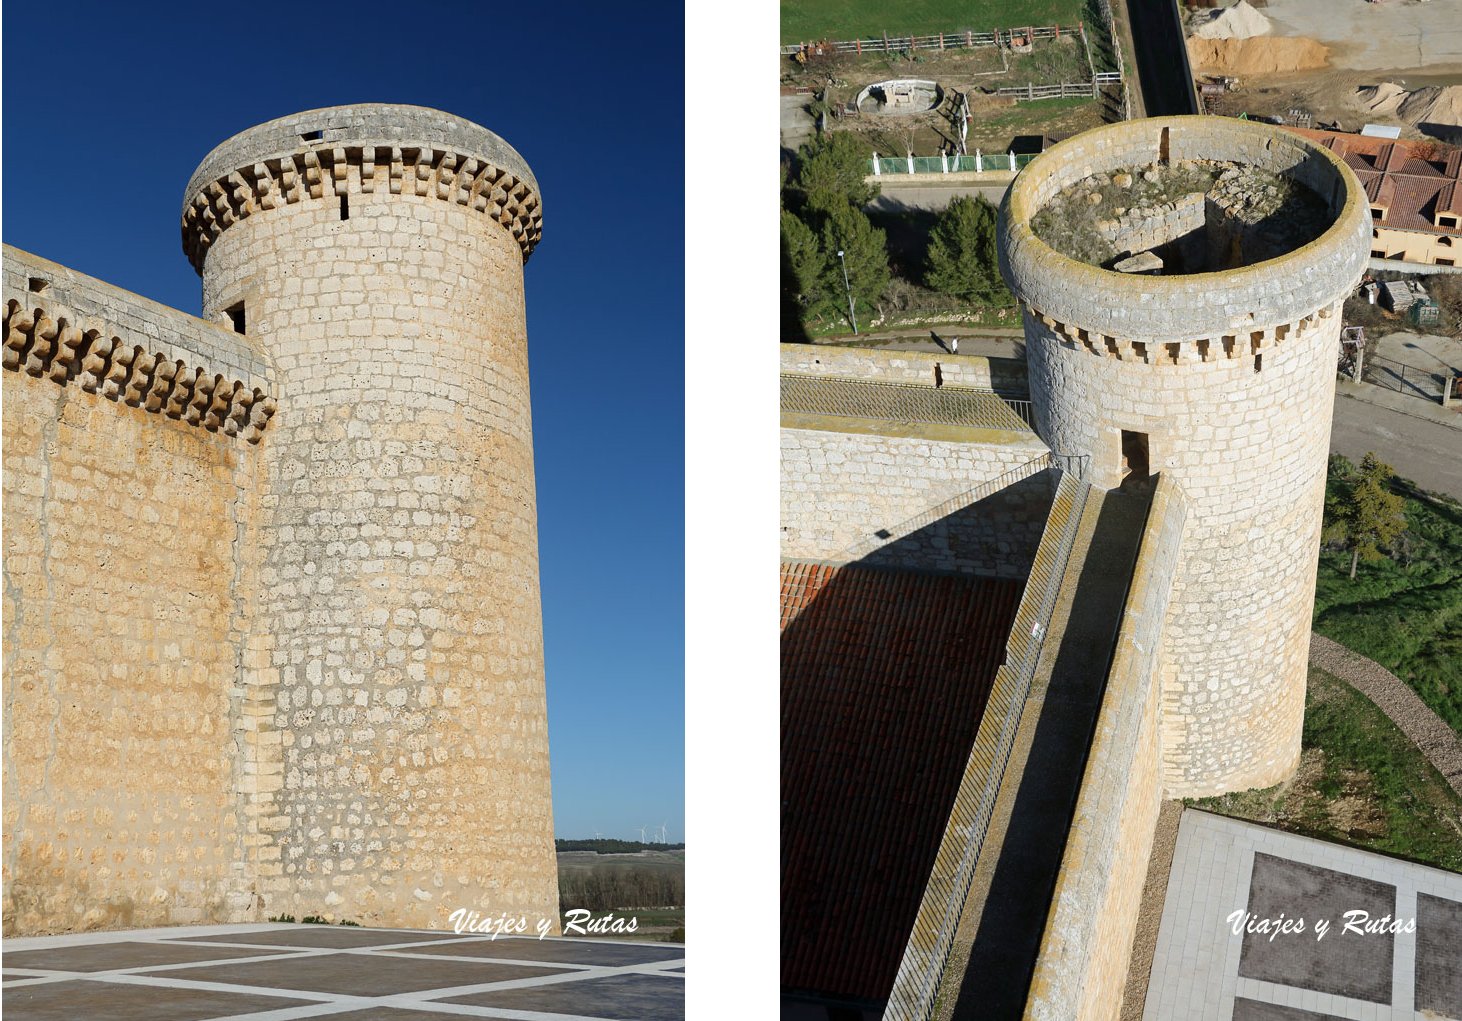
836 248 858 335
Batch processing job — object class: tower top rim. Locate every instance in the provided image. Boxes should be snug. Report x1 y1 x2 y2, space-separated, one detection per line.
999 116 1371 340
182 104 538 219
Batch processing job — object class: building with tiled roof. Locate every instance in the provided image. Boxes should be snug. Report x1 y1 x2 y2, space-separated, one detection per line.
781 563 1024 1009
1287 126 1462 268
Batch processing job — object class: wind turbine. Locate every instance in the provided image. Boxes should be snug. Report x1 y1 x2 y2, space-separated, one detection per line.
659 821 668 844
639 825 647 842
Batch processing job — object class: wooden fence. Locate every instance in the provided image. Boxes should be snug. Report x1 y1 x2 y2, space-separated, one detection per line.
994 80 1101 101
780 24 1069 56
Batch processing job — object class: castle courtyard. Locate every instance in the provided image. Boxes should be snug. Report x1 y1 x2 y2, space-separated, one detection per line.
1143 809 1462 1020
2 925 684 1021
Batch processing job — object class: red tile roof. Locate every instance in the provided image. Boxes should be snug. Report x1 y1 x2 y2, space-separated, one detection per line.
1285 127 1462 233
781 560 1024 1003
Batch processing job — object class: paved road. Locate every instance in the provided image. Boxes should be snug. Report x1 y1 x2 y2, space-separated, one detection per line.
1124 0 1197 116
1330 392 1462 500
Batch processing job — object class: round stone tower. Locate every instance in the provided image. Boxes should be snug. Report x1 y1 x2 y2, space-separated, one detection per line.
999 117 1370 796
182 104 555 926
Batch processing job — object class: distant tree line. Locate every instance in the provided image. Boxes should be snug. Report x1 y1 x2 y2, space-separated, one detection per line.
781 130 1009 338
558 865 685 912
555 838 686 854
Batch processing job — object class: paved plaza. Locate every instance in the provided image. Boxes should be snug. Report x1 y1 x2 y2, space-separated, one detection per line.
1 924 684 1021
1144 809 1462 1020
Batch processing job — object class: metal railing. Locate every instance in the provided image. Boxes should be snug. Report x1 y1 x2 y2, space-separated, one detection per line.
871 152 1040 176
882 471 1093 1021
781 374 1033 431
1364 354 1453 403
840 453 1053 562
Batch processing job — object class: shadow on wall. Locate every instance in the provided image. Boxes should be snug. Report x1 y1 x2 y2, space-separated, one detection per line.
948 484 1152 1020
780 471 1059 1008
854 469 1055 579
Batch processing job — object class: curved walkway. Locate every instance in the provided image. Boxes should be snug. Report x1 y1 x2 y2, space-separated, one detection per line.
1309 632 1462 798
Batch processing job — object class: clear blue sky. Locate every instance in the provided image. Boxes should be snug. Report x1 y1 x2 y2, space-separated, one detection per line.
2 0 685 842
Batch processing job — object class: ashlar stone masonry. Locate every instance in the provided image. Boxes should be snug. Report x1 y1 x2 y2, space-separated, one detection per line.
3 104 557 935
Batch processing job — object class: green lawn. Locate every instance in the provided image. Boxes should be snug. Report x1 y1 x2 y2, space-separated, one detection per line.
782 0 1086 44
1193 668 1462 873
1314 468 1462 733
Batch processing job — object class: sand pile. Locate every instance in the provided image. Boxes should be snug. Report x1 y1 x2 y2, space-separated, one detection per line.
1397 85 1462 129
1186 35 1329 75
1355 83 1462 135
1192 0 1271 41
1356 82 1408 117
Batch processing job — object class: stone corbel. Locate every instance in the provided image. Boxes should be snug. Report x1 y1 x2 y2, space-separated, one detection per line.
4 305 35 371
245 395 277 444
102 343 136 400
50 323 84 382
123 350 158 406
79 334 113 392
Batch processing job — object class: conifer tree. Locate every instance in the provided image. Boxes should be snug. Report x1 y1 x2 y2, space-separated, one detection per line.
1324 452 1407 580
925 194 1008 304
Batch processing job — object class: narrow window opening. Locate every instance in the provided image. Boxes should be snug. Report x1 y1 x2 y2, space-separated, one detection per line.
340 194 350 220
28 277 48 294
1159 126 1170 165
1120 430 1150 484
226 301 246 334
300 130 323 141
1254 353 1263 373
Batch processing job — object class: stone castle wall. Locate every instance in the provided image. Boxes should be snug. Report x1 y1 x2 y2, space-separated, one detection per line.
1023 476 1186 1021
780 425 1052 579
1000 117 1371 795
779 344 1028 393
2 105 558 934
2 248 272 933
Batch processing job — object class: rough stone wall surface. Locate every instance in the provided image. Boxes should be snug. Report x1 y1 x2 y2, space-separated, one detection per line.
2 372 258 934
196 135 557 928
4 246 271 392
1003 117 1370 795
780 426 1051 578
779 344 1028 393
1102 191 1206 254
1024 477 1186 1021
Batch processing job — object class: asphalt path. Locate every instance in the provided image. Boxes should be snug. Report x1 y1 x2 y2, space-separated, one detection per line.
1330 393 1462 500
1124 0 1197 117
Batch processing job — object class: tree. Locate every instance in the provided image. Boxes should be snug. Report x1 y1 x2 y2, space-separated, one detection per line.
925 194 1009 304
782 208 833 323
796 131 879 212
1324 452 1407 580
817 202 890 329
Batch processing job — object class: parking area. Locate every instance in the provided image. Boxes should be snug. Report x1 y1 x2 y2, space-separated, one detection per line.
1 923 684 1021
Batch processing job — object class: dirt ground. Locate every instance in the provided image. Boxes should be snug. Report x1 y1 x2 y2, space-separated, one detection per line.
1191 0 1462 135
780 35 1111 155
1260 0 1462 72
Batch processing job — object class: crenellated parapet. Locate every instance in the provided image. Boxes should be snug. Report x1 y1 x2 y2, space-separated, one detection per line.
2 245 276 443
1021 296 1342 366
180 104 543 270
